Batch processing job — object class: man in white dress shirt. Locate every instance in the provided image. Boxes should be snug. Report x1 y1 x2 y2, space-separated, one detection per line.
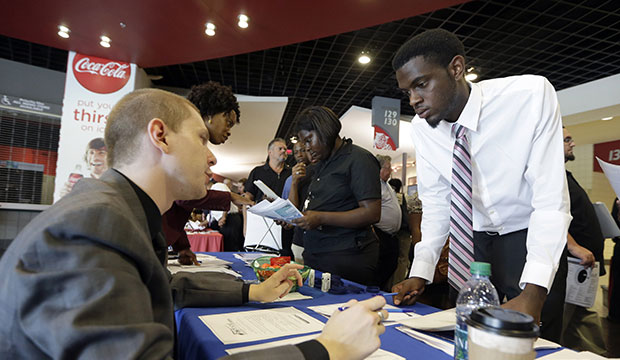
390 29 571 342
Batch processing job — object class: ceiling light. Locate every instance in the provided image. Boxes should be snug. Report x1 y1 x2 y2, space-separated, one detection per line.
238 14 249 28
99 35 111 48
57 25 70 38
205 22 216 36
358 52 371 64
601 116 613 121
465 73 478 81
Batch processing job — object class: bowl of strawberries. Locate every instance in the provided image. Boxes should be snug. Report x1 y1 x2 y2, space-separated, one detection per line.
250 256 310 291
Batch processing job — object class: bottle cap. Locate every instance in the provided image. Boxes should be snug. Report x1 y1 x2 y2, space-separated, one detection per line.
470 262 491 276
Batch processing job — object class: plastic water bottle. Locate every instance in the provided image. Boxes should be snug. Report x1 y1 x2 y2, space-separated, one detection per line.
454 262 500 360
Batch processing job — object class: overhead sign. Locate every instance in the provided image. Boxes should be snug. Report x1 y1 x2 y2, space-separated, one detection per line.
371 96 400 150
0 94 62 115
53 51 137 202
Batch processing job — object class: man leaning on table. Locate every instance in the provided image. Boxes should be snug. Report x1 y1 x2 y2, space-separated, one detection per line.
0 88 388 360
390 29 571 342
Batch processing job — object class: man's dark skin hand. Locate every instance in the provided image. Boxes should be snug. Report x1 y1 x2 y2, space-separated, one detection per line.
178 248 200 266
393 277 547 324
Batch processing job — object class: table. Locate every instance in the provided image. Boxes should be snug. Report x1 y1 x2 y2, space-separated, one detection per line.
175 253 562 359
187 232 223 252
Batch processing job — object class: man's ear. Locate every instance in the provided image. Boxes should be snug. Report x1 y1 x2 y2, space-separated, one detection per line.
448 55 466 81
146 118 171 154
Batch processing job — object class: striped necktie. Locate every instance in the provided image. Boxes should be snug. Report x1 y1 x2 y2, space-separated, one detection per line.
448 123 475 291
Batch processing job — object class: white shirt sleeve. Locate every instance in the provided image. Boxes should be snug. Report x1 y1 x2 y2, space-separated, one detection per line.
520 78 571 292
408 146 451 283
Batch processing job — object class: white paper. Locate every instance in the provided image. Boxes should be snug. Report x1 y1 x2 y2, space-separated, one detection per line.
248 198 303 223
538 348 607 359
397 308 456 331
254 179 281 200
272 292 313 302
226 333 405 359
596 157 620 200
199 307 325 344
234 252 275 265
307 303 419 325
395 326 454 356
565 257 599 308
592 202 620 238
534 337 562 350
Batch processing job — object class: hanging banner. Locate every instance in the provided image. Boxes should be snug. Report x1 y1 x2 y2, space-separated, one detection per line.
371 96 400 150
53 51 137 202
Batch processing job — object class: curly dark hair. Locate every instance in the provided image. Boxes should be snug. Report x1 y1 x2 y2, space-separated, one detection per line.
186 81 240 122
392 28 465 71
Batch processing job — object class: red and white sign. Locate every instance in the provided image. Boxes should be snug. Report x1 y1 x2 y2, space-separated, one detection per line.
594 139 620 172
72 53 131 94
53 51 137 202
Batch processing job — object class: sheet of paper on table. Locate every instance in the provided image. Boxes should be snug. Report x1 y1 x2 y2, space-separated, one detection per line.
234 252 276 266
534 337 561 350
199 307 325 345
272 292 313 302
225 333 405 359
307 303 419 325
397 307 455 331
395 326 454 356
538 348 607 359
565 257 600 308
167 254 240 277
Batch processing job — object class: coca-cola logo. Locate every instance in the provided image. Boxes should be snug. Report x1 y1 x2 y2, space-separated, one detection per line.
72 53 131 94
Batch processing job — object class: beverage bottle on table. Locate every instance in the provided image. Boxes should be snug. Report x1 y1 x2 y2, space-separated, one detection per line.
454 262 500 360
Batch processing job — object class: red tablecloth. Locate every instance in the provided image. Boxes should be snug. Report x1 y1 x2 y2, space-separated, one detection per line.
187 232 223 252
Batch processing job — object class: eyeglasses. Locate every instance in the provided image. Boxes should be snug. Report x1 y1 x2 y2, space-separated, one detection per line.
563 137 573 143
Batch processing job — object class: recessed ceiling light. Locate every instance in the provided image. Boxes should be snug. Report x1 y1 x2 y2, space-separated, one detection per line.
358 52 371 64
99 35 111 48
205 22 216 36
602 116 613 121
57 25 70 38
465 73 478 81
238 14 249 28
100 35 111 43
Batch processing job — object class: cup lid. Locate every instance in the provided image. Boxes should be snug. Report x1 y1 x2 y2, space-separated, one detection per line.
465 307 540 338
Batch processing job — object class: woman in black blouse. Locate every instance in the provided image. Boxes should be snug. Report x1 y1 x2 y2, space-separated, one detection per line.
292 106 382 286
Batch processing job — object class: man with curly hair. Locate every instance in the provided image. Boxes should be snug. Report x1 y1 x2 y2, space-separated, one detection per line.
162 81 251 265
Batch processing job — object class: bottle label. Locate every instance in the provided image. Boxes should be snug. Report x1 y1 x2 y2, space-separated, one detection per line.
454 325 468 360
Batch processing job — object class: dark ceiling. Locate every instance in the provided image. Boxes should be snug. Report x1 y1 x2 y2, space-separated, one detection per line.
2 0 619 143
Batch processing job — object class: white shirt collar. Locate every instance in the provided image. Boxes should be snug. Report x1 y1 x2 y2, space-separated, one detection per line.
455 81 481 133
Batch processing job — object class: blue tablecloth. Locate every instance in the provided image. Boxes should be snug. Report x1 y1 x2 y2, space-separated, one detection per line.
174 252 561 359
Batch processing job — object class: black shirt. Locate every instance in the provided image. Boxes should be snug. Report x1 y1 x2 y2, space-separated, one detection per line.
244 162 292 201
303 138 381 253
567 171 606 276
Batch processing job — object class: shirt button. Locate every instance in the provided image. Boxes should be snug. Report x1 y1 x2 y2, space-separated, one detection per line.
317 178 320 181
489 210 495 215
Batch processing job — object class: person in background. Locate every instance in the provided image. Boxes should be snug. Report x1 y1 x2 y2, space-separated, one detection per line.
292 106 382 286
610 198 620 323
374 155 402 290
0 88 388 360
162 81 252 265
244 138 293 256
210 179 245 251
388 178 422 285
391 29 570 342
282 141 314 263
561 127 606 355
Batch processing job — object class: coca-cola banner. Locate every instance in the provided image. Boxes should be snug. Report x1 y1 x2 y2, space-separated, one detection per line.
53 51 137 202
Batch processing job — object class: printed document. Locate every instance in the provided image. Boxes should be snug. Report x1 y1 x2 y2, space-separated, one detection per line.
596 157 620 199
226 333 405 359
199 307 325 344
565 257 600 308
397 308 456 331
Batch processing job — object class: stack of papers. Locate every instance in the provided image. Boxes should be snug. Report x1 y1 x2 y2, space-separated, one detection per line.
248 198 303 223
226 334 405 359
167 254 241 278
308 303 419 325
